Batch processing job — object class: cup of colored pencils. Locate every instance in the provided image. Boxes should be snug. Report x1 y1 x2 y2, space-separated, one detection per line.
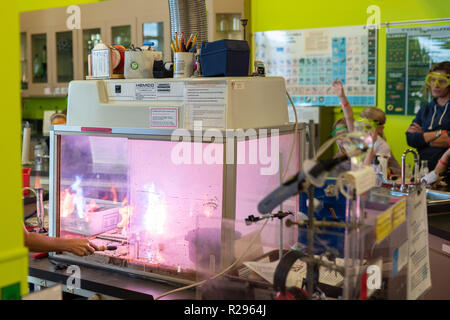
172 33 198 78
171 33 198 53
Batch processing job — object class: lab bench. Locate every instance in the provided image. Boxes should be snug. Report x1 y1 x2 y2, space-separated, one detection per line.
27 253 195 300
23 169 449 300
424 214 450 300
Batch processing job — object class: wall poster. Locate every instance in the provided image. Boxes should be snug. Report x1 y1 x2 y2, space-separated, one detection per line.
255 25 377 109
386 26 450 115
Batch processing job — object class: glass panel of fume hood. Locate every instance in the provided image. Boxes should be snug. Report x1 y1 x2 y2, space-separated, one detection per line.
235 132 300 250
126 139 224 278
112 25 131 48
83 28 102 77
58 135 224 281
31 33 47 83
21 32 28 90
56 31 74 83
142 22 164 53
59 135 129 238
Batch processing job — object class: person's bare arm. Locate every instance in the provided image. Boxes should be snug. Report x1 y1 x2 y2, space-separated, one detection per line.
23 225 101 256
333 80 354 131
363 130 377 166
435 149 450 176
363 148 376 166
422 149 450 185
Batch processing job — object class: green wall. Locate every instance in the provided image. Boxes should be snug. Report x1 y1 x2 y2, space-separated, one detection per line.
0 0 28 299
20 0 107 12
22 98 67 119
251 0 450 164
0 0 103 298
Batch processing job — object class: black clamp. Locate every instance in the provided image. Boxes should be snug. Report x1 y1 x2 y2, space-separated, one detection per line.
245 211 293 225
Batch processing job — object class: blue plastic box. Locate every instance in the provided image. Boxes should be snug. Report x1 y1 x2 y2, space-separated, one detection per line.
298 179 347 257
200 39 250 77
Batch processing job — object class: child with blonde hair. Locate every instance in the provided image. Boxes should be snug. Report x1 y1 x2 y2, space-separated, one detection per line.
332 80 401 174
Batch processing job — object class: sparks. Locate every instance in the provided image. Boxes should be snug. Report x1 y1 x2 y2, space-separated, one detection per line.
143 183 166 235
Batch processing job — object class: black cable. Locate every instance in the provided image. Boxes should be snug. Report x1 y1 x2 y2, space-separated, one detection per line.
24 210 37 221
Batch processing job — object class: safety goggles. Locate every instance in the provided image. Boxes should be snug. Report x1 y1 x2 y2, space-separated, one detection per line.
331 125 348 137
354 117 384 131
425 72 450 89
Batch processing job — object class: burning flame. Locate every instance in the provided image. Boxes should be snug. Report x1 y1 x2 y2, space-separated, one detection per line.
60 176 87 219
99 186 118 202
118 206 133 229
111 186 118 203
86 200 100 213
61 188 75 218
34 172 41 189
61 178 130 230
118 196 133 230
143 183 167 235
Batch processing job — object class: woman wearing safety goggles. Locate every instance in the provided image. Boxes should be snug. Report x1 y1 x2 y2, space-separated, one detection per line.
332 80 401 175
406 61 450 171
425 72 450 89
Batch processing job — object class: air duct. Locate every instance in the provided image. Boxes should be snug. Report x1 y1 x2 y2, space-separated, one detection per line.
168 0 208 47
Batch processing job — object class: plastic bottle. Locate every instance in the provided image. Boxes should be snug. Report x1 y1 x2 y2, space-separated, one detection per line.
373 155 382 186
420 160 429 179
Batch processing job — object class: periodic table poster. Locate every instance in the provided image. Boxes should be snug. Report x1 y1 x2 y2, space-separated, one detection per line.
254 25 377 107
386 26 450 115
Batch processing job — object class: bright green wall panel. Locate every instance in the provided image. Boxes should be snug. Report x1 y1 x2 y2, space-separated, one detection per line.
22 98 67 119
251 0 450 164
20 0 105 12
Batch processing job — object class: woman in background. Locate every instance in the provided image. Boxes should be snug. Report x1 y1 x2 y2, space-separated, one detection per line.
332 80 401 175
406 61 450 171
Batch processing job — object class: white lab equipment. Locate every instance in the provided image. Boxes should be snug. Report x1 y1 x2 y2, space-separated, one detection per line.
66 77 290 130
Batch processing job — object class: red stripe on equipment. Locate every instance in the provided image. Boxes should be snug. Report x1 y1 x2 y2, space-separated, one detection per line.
81 127 112 133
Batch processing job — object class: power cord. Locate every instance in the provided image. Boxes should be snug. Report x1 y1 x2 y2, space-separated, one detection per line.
22 187 37 198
